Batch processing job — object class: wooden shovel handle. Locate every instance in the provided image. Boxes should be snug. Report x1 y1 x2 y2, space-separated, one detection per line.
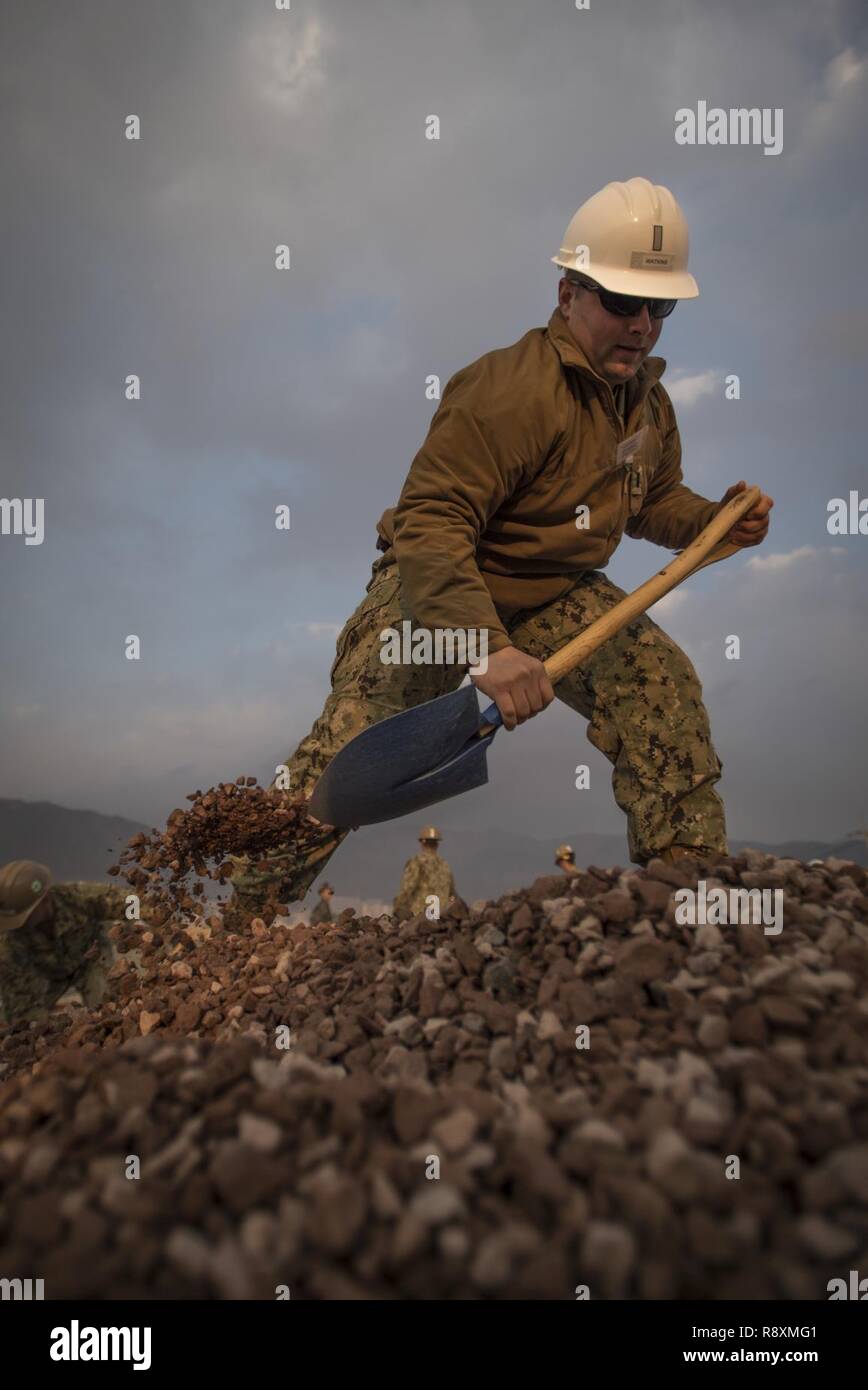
542 485 761 685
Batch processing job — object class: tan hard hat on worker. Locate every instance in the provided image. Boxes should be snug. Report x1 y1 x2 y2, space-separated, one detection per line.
419 826 442 843
0 860 54 931
552 177 698 299
555 844 575 864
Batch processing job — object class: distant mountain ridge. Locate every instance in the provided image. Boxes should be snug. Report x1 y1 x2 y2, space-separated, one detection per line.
0 800 148 884
2 798 865 906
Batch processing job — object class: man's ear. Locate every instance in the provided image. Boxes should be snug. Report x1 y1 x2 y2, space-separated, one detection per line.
558 279 578 316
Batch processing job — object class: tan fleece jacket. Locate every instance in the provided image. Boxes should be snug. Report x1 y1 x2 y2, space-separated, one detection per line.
376 308 720 654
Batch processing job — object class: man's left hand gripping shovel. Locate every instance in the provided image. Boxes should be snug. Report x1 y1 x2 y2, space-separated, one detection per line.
309 486 761 828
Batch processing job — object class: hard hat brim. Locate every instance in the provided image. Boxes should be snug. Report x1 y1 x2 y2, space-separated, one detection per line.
553 257 699 299
0 898 46 932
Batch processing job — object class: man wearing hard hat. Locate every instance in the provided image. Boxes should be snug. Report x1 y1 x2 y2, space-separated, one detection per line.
555 845 579 877
0 861 127 1023
228 179 773 923
309 881 336 925
393 827 457 922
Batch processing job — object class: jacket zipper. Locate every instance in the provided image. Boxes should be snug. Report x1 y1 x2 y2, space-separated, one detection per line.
603 391 634 537
617 396 651 528
574 365 652 538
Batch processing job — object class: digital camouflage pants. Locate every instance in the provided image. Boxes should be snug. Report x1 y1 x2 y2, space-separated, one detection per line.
229 555 727 913
0 883 122 1024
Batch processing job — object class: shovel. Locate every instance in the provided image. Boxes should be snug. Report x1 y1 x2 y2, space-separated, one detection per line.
308 485 761 828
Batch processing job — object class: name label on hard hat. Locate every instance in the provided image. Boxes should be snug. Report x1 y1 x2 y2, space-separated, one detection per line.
629 252 675 269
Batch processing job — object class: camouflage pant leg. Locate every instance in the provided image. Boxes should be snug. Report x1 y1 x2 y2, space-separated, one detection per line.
508 571 727 864
0 946 96 1023
0 942 58 1023
77 936 116 1007
230 560 467 909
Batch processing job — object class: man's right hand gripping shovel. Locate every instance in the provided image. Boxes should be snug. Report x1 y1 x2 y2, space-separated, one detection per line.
470 645 556 732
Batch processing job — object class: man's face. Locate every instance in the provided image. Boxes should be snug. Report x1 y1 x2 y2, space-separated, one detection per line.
559 279 663 385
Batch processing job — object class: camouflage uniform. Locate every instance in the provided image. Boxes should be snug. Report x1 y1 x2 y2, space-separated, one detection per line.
393 851 456 921
309 898 333 925
0 883 125 1024
229 553 725 913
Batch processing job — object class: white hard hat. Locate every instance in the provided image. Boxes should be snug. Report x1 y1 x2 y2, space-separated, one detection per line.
552 177 698 299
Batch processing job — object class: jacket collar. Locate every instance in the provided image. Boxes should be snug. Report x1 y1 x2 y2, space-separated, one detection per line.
545 308 666 401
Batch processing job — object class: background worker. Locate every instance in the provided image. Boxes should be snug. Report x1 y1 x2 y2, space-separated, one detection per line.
393 827 457 921
0 860 128 1023
555 844 580 876
309 881 335 925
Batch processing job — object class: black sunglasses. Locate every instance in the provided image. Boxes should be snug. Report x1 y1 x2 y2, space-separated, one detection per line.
571 274 677 320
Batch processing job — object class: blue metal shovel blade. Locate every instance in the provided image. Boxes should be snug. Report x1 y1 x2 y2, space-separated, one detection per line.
308 684 503 827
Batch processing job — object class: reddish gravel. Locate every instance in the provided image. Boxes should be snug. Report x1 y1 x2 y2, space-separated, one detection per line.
1 849 867 1299
108 777 323 920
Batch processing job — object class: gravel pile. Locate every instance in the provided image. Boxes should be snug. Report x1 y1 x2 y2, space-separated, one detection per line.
1 849 867 1299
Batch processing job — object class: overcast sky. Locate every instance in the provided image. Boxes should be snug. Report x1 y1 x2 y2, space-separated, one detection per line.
2 0 867 858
